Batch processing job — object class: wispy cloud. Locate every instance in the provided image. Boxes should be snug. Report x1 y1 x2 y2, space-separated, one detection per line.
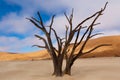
0 13 34 34
0 0 120 52
0 36 44 52
4 0 120 34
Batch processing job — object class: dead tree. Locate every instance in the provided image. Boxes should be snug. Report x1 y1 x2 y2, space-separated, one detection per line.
27 2 110 76
63 2 111 75
27 12 64 76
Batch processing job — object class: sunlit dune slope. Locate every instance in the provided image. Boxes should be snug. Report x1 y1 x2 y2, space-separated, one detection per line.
0 50 50 61
79 35 120 57
0 35 120 61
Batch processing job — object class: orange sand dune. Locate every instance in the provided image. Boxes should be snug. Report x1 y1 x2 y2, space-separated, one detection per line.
0 35 120 61
80 35 120 57
0 50 49 61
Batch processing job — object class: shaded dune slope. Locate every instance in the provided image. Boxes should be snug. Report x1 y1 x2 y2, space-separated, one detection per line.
0 35 120 61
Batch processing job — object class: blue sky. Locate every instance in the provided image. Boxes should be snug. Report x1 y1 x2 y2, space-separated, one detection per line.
0 0 120 53
0 0 21 19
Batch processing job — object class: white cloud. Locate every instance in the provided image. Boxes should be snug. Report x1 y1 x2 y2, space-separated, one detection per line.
5 0 67 14
4 0 120 34
101 30 120 36
0 0 120 52
0 36 44 52
46 0 120 37
0 13 36 34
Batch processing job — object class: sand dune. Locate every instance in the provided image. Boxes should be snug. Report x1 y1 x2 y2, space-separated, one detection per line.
0 35 120 61
79 35 120 57
0 50 49 61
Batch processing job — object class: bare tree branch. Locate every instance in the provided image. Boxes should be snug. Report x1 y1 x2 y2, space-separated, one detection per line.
78 4 106 52
75 12 99 30
90 33 103 38
53 47 59 53
65 25 69 41
74 1 108 31
37 11 44 26
34 34 49 49
51 28 60 49
83 44 112 55
73 2 108 60
93 23 101 26
69 9 74 31
69 9 74 23
26 18 43 30
64 12 69 24
69 27 81 58
49 15 55 35
64 10 73 31
31 17 40 23
102 2 108 11
32 45 46 49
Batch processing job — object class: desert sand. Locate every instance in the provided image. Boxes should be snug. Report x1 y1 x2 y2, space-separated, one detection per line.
0 57 120 80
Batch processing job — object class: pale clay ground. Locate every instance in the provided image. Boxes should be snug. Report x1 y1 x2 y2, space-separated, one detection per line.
0 57 120 80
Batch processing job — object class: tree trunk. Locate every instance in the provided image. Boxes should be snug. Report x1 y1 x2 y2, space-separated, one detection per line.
52 56 63 76
55 64 63 76
64 65 72 75
64 59 73 75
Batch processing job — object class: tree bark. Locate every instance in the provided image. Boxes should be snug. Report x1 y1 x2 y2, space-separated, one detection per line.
52 56 63 76
53 66 62 76
64 65 72 75
64 59 74 75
